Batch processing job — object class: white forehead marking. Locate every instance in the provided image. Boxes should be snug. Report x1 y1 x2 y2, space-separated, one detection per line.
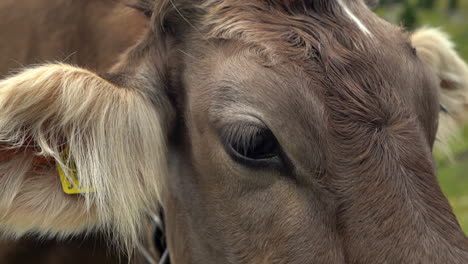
337 0 372 36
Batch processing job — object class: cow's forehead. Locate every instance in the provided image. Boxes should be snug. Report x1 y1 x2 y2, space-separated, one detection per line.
181 0 434 134
194 0 422 119
203 0 374 34
200 0 407 69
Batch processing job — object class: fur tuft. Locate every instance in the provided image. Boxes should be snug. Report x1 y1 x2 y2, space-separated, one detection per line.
411 27 468 156
0 64 167 253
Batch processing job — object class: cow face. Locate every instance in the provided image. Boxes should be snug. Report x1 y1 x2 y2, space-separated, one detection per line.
0 0 468 262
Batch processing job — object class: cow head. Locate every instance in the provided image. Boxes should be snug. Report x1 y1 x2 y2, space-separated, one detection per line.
0 0 467 262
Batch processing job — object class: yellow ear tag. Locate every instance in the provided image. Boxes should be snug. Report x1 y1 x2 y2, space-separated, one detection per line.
57 148 94 194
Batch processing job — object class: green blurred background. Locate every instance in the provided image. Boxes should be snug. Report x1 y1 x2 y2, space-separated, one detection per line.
377 0 468 233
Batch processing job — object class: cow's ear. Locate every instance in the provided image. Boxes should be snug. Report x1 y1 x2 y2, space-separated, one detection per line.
0 29 176 254
411 27 468 156
0 0 184 253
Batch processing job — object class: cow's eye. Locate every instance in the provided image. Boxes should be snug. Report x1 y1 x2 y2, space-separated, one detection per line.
221 124 284 169
231 128 278 160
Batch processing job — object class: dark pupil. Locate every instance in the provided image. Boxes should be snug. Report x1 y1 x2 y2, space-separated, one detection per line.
231 130 278 160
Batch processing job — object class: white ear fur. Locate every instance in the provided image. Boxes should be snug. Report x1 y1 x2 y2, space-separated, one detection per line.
411 27 468 156
0 64 168 253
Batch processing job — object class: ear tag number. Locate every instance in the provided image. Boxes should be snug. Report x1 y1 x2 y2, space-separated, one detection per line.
57 148 94 194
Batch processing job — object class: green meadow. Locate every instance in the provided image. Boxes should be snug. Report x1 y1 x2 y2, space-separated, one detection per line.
438 133 468 234
378 0 468 233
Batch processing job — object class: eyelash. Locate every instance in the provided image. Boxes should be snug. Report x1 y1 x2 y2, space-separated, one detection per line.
219 123 264 150
219 123 288 171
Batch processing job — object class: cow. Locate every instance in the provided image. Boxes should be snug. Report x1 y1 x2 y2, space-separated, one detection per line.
1 0 468 263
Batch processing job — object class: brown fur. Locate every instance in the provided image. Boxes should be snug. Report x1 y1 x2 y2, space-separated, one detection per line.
0 235 127 264
0 0 148 76
1 0 468 263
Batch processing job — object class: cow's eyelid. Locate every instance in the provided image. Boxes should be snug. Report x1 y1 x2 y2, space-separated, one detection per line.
219 123 287 170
